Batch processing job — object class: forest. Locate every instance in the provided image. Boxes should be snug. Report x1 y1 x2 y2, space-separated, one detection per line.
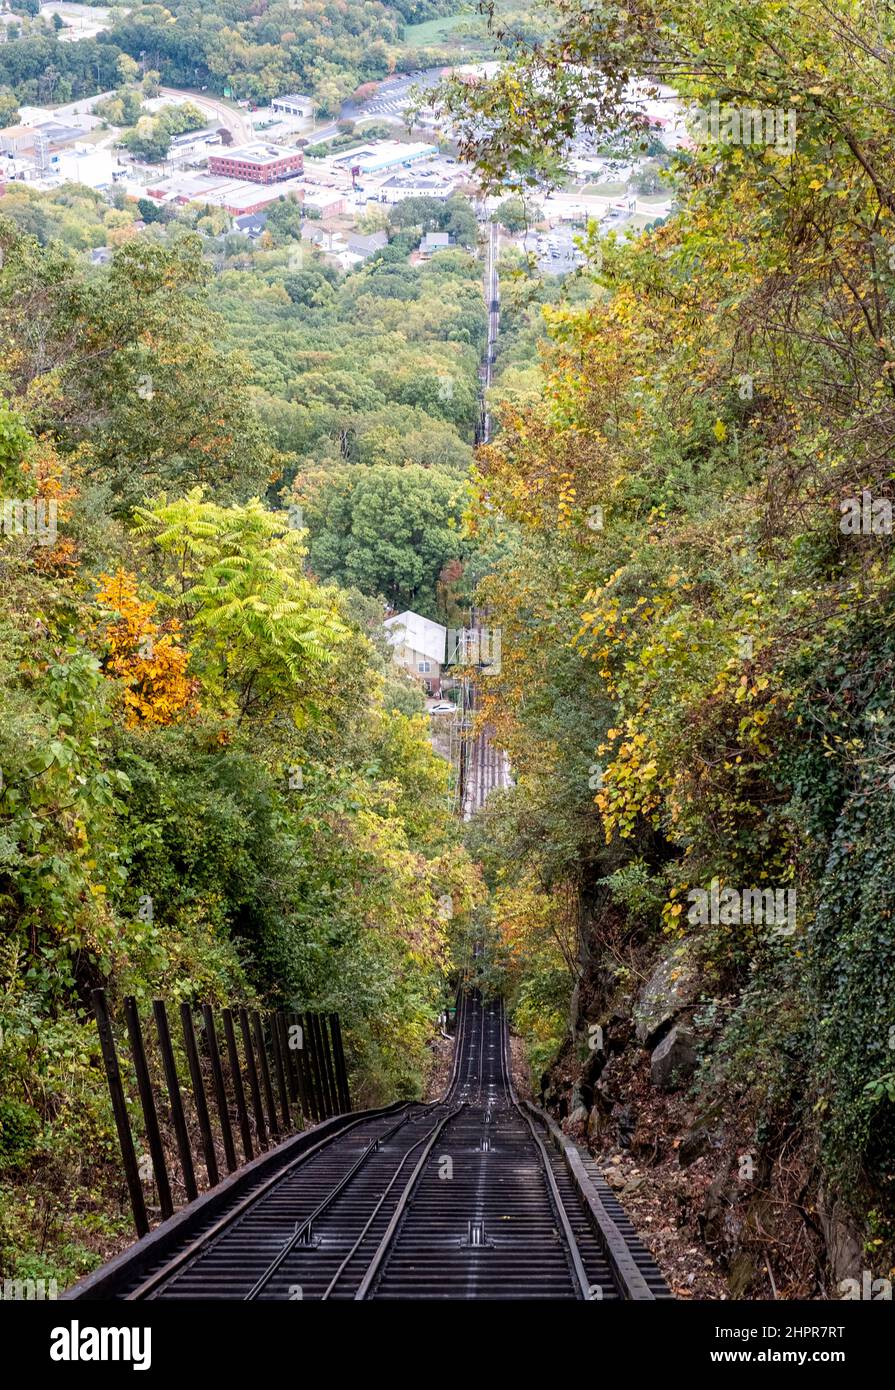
0 213 482 1284
0 0 539 116
0 0 893 1312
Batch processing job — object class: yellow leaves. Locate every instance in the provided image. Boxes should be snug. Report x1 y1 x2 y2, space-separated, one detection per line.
95 569 199 728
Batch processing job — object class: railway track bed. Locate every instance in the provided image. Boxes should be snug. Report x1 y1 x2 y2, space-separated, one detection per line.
67 993 670 1302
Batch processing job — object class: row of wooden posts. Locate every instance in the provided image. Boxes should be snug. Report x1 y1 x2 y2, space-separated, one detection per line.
91 988 351 1237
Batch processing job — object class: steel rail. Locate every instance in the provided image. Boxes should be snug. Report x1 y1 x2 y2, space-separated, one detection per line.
243 1108 420 1300
321 1103 465 1300
130 994 475 1300
66 980 670 1301
126 1101 420 1300
157 989 474 1301
352 1105 463 1300
500 994 593 1300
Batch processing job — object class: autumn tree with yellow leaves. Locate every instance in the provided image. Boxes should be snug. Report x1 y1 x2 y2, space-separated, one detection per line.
96 570 198 727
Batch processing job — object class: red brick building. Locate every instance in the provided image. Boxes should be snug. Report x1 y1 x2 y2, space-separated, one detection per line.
207 143 303 185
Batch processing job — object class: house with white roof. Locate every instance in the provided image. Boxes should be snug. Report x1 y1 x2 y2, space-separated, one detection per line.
383 610 448 694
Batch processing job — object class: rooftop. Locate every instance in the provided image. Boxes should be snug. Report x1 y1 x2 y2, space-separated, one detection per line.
346 231 388 254
214 142 300 165
384 611 447 666
380 173 449 190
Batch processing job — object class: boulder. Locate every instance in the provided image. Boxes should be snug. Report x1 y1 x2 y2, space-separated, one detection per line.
678 1127 710 1167
565 1104 588 1133
650 1027 698 1091
613 1102 636 1148
634 943 701 1046
586 1105 608 1142
728 1252 761 1298
700 1169 732 1249
817 1186 865 1285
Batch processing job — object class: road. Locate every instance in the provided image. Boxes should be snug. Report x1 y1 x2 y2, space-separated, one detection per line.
159 88 252 145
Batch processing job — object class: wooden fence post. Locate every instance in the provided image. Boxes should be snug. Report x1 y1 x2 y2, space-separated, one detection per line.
202 1004 238 1174
153 1000 198 1203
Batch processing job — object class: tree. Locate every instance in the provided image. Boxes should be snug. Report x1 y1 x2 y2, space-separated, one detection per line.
136 197 165 223
95 569 197 727
0 86 20 128
283 267 335 308
134 491 348 724
0 223 277 509
441 193 478 247
298 464 465 617
388 196 447 232
265 195 304 245
117 54 139 86
496 196 539 233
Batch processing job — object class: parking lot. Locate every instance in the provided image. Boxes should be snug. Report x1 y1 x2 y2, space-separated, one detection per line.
522 226 587 276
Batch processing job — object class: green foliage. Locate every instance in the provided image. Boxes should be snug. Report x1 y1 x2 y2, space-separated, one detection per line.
122 101 206 163
0 1099 41 1173
447 0 895 1242
298 463 464 617
94 82 143 129
206 208 486 541
0 85 19 126
0 220 277 510
495 196 541 233
264 196 305 246
134 490 348 721
0 183 135 251
0 398 33 491
388 193 478 249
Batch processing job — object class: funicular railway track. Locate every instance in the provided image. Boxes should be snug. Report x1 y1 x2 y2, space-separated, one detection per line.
68 992 669 1302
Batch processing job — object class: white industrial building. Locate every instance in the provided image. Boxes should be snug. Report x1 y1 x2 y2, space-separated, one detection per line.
271 94 315 120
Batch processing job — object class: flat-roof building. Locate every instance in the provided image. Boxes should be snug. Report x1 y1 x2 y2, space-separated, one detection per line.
271 94 314 119
208 143 303 185
333 141 437 174
377 174 453 204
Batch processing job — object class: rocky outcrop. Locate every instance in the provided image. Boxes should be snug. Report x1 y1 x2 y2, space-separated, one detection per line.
633 942 701 1046
817 1187 865 1286
678 1127 710 1167
540 929 860 1298
650 1026 698 1091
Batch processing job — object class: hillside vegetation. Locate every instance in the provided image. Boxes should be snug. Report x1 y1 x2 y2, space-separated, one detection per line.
450 0 895 1296
0 221 480 1285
